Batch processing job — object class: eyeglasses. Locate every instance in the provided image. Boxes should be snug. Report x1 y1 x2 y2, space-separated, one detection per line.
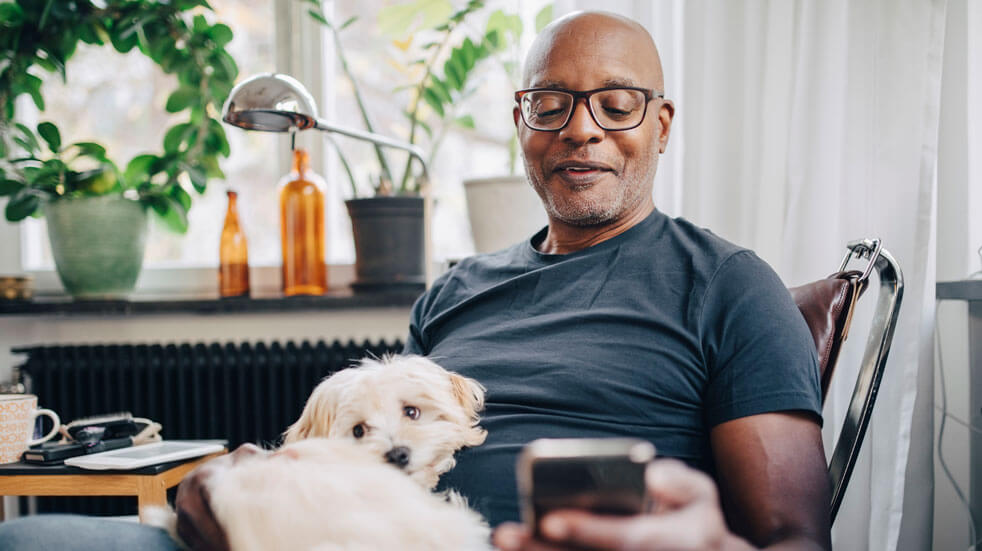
515 86 663 132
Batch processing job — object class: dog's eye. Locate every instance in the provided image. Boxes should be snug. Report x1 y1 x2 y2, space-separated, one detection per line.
403 406 420 420
352 424 366 438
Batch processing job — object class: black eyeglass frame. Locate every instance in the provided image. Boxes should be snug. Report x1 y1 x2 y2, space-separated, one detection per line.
514 86 665 132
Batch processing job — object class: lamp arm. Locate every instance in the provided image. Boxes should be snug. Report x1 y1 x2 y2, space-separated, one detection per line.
313 118 430 182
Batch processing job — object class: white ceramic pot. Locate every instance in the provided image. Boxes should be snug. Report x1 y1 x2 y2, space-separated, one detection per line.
463 175 547 254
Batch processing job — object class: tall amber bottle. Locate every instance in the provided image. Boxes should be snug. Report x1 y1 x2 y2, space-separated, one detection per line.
219 189 250 297
279 148 327 296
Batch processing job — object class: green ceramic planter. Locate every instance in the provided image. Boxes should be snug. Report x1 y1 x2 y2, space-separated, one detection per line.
43 195 149 299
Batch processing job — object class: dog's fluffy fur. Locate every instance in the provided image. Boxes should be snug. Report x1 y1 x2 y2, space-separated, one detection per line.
283 354 487 489
147 355 490 550
209 438 492 551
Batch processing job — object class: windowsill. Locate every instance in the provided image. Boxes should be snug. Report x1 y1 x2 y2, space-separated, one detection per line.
0 287 422 317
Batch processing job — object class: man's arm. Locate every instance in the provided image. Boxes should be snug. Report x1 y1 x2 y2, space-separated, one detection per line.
710 411 831 550
493 411 831 551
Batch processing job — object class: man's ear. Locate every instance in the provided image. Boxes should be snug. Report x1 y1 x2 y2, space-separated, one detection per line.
658 100 675 154
513 106 521 129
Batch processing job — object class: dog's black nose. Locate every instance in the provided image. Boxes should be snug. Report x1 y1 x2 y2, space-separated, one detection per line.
385 446 411 468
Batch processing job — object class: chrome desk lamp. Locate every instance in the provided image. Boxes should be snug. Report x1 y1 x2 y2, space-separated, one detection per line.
222 73 429 181
221 73 434 284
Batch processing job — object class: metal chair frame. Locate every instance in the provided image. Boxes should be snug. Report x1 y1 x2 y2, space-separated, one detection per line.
823 238 904 521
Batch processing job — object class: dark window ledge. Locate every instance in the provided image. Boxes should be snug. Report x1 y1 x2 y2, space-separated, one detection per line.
0 288 423 317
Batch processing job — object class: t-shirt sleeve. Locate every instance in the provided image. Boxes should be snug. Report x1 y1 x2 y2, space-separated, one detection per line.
700 251 823 427
403 292 428 355
402 269 454 356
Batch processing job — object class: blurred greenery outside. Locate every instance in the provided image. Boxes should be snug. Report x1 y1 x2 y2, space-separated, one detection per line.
17 0 551 270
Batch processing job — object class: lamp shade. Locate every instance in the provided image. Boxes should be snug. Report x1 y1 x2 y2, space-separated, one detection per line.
222 73 319 132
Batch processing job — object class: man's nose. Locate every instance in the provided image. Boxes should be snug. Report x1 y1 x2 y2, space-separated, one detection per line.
560 98 604 144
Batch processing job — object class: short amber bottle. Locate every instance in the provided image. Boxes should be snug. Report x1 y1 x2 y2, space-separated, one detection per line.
279 149 327 296
219 189 250 297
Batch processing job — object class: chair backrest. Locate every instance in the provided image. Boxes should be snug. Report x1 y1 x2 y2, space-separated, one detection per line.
787 238 904 523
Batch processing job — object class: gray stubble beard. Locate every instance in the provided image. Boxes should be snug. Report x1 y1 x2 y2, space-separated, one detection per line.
523 154 658 228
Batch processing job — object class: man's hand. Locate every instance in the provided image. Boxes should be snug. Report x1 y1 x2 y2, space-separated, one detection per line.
493 459 754 551
174 443 266 551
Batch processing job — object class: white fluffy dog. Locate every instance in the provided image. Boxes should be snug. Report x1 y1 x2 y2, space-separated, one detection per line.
208 438 492 551
147 355 491 550
282 354 488 490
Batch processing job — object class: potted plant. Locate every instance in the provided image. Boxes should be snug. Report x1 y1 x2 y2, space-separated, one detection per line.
305 0 524 289
0 0 237 298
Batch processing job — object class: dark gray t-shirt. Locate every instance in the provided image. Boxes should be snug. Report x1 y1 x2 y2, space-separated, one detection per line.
405 209 821 526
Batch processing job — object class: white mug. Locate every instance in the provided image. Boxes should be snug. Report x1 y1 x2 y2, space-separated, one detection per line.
0 394 61 464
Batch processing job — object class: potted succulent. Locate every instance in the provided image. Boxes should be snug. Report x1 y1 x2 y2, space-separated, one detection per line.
305 0 523 289
0 0 236 298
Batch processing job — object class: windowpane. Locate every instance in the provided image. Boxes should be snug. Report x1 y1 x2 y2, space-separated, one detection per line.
22 0 280 269
18 0 552 277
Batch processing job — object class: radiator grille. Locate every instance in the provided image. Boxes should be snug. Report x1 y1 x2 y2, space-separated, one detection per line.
14 338 403 517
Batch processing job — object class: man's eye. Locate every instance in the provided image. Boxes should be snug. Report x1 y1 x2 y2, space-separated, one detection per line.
536 108 565 119
602 106 633 119
352 424 366 438
404 405 420 420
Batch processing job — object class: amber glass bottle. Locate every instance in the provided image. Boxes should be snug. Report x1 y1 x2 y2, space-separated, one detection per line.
219 189 250 297
279 148 327 296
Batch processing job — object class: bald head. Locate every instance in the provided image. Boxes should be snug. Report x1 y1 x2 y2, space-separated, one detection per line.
523 11 664 91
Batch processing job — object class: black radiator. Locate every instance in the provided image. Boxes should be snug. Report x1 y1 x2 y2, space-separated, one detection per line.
13 338 403 517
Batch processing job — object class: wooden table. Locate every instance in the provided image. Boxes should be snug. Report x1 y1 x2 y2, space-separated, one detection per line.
0 451 225 522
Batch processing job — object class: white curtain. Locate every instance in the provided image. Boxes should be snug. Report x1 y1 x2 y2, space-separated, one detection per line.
563 1 946 549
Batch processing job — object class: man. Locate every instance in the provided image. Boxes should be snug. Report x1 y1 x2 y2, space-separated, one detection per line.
0 10 830 551
399 11 831 551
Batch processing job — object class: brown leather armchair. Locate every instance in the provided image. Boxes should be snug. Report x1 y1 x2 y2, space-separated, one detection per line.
788 238 904 523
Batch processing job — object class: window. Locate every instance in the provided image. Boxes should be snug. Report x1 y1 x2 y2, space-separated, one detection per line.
8 0 551 293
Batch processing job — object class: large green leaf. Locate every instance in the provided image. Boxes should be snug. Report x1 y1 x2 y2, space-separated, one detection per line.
428 77 453 105
158 194 189 233
124 154 159 186
165 87 198 113
421 87 445 117
70 142 108 161
0 3 25 27
163 122 193 154
182 162 208 193
168 183 192 211
4 192 40 222
307 9 329 26
444 54 466 91
206 118 230 157
207 23 233 47
20 74 45 111
210 50 238 84
37 122 61 152
14 123 40 155
0 179 24 197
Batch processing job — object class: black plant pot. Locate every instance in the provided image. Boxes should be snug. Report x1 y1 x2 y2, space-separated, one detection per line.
345 196 425 292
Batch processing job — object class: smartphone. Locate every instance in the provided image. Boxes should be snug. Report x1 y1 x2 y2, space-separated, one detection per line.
517 438 656 535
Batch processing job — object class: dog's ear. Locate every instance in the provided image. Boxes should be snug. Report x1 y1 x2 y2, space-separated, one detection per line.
283 383 335 444
448 373 486 421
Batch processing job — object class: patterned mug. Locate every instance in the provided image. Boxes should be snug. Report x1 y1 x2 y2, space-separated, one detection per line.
0 394 61 464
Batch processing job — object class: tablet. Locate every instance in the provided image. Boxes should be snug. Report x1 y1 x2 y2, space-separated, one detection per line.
65 441 226 470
